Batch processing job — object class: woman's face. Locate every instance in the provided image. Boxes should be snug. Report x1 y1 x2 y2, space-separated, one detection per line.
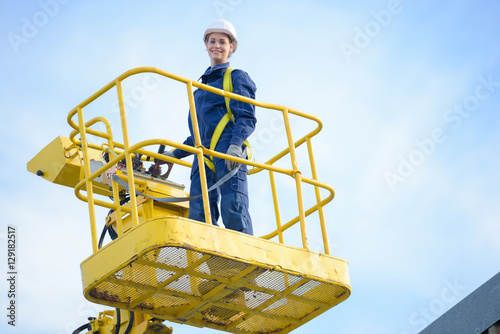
205 32 233 66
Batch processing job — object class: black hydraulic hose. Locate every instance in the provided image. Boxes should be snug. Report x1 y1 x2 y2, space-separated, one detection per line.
98 224 108 249
108 224 118 240
124 311 134 334
115 308 121 334
72 322 90 334
98 222 118 250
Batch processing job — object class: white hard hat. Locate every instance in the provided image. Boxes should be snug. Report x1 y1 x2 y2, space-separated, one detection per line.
203 19 238 53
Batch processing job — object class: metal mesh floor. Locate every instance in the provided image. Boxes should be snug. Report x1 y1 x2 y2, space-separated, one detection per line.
88 245 350 334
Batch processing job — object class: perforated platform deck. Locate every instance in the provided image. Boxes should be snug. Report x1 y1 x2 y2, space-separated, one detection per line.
81 217 351 334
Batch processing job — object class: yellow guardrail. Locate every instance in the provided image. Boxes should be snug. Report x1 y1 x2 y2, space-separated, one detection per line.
67 67 335 256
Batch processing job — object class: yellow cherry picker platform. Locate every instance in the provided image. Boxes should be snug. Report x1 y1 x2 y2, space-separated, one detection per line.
27 67 351 334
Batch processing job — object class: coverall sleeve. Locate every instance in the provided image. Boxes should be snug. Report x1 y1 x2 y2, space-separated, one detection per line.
172 136 194 159
229 69 257 147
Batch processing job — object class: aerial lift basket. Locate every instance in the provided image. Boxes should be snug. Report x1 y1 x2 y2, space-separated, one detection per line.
81 217 350 334
28 67 351 334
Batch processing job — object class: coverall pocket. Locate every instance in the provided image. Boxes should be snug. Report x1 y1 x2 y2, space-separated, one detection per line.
229 170 248 195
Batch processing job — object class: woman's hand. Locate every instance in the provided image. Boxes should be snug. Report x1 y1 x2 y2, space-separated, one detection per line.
225 144 242 170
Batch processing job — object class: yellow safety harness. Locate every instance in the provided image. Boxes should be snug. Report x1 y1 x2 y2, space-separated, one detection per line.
203 68 253 173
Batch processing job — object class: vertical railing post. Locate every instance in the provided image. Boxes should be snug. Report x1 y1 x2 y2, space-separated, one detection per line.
76 107 99 253
281 108 309 250
307 137 330 255
111 178 124 236
269 171 284 244
116 80 140 227
103 122 124 237
294 174 308 249
186 81 212 226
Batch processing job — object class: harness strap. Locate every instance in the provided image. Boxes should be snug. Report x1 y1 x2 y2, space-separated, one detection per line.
205 68 253 173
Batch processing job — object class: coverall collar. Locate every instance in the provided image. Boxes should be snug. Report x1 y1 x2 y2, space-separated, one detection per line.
200 62 230 83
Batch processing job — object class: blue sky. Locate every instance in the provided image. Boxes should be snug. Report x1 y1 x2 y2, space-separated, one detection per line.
1 1 499 333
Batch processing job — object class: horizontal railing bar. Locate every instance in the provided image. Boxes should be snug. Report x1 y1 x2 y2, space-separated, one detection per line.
69 66 335 255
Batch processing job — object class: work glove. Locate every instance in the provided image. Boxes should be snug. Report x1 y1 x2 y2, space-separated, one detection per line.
162 150 175 159
154 150 175 178
157 150 175 165
225 144 242 170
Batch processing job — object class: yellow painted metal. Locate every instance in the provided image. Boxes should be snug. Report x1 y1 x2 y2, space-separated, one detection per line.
27 136 80 186
81 308 169 334
280 108 309 249
307 137 330 255
29 65 341 258
29 66 350 333
269 171 284 244
81 217 351 334
186 80 213 227
116 80 140 228
69 116 113 149
104 171 189 235
77 106 99 252
27 136 111 196
111 179 124 236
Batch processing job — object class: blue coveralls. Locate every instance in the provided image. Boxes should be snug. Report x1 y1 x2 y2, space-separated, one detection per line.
172 62 257 235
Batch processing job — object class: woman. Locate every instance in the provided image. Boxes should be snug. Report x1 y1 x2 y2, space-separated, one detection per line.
166 19 257 235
